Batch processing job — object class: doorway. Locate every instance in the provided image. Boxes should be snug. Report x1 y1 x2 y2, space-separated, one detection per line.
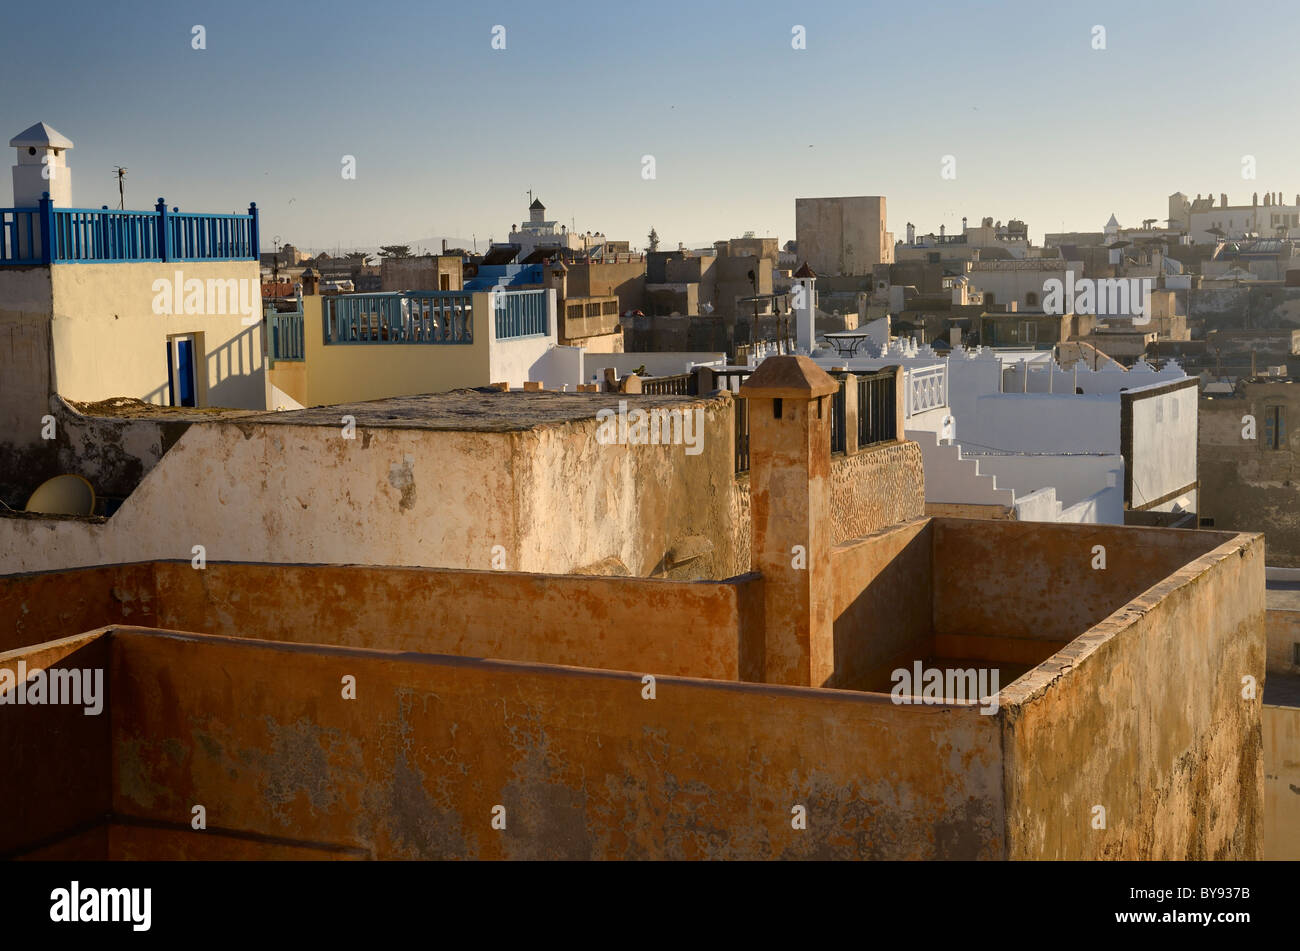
167 335 198 407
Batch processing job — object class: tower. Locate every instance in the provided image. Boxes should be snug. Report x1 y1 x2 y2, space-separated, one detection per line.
739 356 839 686
10 121 73 207
529 197 545 227
792 262 817 353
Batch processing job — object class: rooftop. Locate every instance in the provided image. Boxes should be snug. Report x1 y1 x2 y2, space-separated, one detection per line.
240 389 716 433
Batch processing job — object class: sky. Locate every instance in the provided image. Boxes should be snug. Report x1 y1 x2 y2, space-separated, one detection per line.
3 0 1298 253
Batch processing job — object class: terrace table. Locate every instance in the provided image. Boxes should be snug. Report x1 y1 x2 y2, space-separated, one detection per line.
822 331 875 357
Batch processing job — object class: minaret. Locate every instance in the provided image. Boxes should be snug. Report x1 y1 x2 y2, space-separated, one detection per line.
9 121 73 207
529 197 546 227
792 262 817 353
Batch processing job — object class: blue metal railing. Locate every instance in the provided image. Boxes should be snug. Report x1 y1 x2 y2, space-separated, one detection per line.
322 291 474 345
0 208 43 263
50 208 162 261
493 287 548 339
267 303 305 361
0 194 258 265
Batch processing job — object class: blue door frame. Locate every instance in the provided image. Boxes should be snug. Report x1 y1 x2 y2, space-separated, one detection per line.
167 337 197 407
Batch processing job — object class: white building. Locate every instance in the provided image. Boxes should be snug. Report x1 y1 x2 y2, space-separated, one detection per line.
1186 191 1300 244
506 197 588 259
810 340 1198 526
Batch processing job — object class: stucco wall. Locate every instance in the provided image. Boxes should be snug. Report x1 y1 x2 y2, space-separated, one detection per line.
274 295 491 405
1123 379 1199 511
972 453 1123 510
795 197 889 277
1262 703 1300 860
48 261 266 410
87 626 1003 860
933 519 1230 642
830 520 932 690
1199 385 1300 566
962 392 1118 455
0 266 55 446
1267 608 1300 673
0 630 112 856
0 396 743 581
999 530 1265 859
0 560 760 681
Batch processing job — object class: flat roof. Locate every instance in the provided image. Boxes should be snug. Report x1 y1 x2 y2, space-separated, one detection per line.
238 389 717 433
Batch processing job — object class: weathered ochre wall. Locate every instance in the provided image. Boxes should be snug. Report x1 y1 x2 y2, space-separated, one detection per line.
999 531 1265 859
1262 703 1300 860
933 519 1228 641
726 439 927 576
150 562 759 681
104 628 1005 860
0 562 156 652
830 520 932 691
829 440 926 544
0 631 112 858
0 561 759 681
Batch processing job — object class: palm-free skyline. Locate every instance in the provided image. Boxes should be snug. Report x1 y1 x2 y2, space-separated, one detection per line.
4 0 1297 251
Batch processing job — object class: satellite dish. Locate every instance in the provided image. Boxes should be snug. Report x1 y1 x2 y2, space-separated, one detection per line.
25 474 95 516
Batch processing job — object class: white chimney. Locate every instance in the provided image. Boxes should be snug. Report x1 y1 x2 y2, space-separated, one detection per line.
10 122 73 207
792 262 817 353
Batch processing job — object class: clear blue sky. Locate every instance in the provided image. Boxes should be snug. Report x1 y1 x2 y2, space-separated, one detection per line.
3 0 1297 252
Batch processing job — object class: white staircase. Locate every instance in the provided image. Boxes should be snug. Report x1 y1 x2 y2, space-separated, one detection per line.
906 429 1015 507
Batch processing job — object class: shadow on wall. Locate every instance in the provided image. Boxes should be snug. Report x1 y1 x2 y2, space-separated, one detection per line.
206 323 264 408
144 322 265 408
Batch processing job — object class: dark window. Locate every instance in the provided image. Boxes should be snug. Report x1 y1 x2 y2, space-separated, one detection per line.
1264 405 1286 450
1199 517 1215 527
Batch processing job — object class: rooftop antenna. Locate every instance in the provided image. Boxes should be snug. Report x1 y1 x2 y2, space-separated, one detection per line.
112 166 127 209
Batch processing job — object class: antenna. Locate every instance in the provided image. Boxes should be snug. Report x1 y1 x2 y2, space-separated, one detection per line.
112 166 127 209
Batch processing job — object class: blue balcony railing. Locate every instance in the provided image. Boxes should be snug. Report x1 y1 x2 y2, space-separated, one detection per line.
493 287 548 339
323 291 474 345
0 193 259 265
267 303 305 362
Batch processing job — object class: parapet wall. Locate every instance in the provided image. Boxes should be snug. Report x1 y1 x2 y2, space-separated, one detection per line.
0 560 762 682
0 396 744 581
5 626 1004 860
999 530 1265 859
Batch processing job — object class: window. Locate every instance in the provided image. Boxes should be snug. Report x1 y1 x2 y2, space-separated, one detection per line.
1264 404 1287 450
1025 291 1039 308
1294 642 1300 666
1199 517 1215 527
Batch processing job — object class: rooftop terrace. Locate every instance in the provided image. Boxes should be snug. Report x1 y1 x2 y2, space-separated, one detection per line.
0 197 259 266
